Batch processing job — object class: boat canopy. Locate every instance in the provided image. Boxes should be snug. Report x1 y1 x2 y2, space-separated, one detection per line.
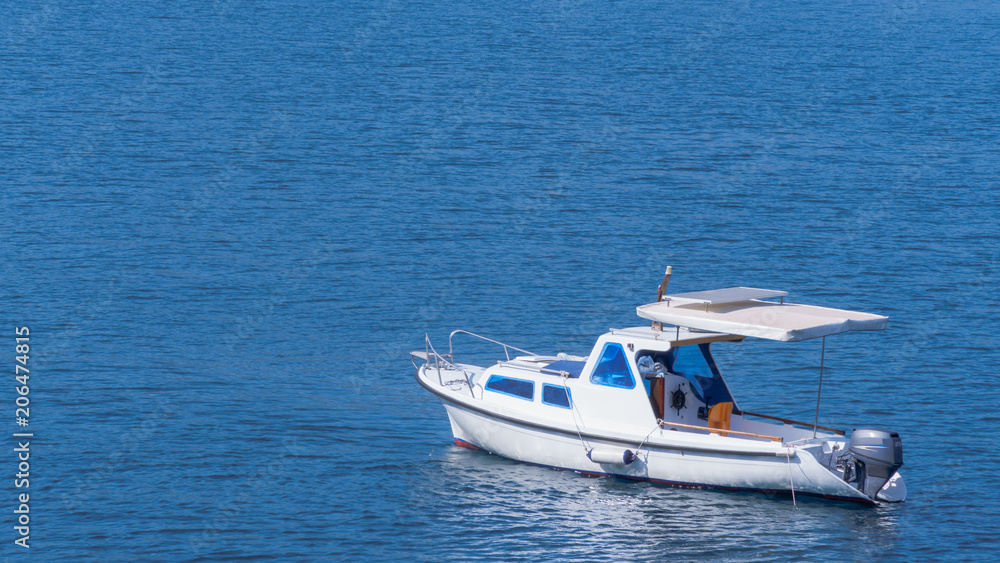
636 287 887 342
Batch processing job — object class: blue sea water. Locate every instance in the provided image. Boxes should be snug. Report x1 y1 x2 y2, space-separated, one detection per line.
3 0 1000 560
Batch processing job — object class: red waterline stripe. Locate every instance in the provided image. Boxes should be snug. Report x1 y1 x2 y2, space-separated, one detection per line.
454 438 481 450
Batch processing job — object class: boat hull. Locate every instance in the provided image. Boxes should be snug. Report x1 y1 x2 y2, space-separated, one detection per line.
440 396 877 504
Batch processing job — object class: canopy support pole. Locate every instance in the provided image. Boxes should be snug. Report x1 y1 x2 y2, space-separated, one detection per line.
812 336 826 438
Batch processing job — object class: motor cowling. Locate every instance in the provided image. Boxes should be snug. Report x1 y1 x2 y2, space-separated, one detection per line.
843 428 903 499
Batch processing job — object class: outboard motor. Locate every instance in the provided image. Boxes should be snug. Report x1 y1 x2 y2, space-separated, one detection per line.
842 428 903 499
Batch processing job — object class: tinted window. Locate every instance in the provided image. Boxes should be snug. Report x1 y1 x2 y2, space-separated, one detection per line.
542 384 571 408
590 343 636 389
485 375 534 400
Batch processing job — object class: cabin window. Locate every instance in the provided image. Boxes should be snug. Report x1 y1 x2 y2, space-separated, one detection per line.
590 343 636 389
541 384 572 408
485 375 534 400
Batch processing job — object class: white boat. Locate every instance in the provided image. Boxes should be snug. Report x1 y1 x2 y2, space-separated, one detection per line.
412 270 906 505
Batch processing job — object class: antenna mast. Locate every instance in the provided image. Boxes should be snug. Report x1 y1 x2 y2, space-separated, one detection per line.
652 266 672 332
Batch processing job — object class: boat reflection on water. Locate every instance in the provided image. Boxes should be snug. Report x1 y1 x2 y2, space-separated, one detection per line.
416 446 901 560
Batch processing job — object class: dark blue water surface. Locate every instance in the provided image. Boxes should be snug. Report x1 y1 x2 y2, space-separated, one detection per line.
3 0 1000 560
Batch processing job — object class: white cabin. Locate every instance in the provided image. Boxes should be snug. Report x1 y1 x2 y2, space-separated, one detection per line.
467 325 834 445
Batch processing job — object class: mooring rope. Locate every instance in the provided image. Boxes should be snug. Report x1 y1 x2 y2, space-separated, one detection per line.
786 446 797 508
631 421 663 460
563 376 592 454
